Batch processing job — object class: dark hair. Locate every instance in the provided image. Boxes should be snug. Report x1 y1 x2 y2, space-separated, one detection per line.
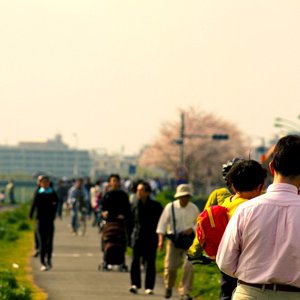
131 179 144 193
108 174 121 182
272 135 300 177
226 159 267 192
41 175 50 181
139 181 152 193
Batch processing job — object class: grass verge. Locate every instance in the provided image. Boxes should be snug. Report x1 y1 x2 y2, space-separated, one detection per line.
0 205 47 300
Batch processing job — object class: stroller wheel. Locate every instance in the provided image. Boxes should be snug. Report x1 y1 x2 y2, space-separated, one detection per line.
101 263 109 271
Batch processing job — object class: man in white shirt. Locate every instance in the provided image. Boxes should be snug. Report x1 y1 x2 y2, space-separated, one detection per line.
216 135 300 300
157 184 199 300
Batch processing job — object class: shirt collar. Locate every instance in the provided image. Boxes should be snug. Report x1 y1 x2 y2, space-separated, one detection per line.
267 183 299 194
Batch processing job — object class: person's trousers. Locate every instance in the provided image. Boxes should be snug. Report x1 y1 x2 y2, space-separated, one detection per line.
130 244 157 290
220 271 237 300
38 221 54 265
233 284 300 300
34 220 40 250
164 239 194 296
70 209 78 232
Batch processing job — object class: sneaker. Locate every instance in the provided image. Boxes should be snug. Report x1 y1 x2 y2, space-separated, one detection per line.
40 265 48 272
129 285 138 294
165 288 172 299
47 260 52 269
33 250 40 257
145 289 154 295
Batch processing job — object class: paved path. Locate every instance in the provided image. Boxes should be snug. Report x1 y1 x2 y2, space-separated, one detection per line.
31 216 180 300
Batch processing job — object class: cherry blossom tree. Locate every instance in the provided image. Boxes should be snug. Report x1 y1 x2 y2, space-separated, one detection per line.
139 107 248 192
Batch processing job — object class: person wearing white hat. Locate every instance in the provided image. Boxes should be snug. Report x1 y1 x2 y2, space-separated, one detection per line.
156 184 199 300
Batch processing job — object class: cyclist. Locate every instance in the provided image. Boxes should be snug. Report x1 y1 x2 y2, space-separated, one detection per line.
188 158 241 260
67 178 89 235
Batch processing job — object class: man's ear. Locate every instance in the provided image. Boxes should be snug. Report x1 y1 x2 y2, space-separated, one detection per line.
269 161 275 176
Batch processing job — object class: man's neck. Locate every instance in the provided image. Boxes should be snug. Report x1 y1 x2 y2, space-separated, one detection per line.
273 173 300 188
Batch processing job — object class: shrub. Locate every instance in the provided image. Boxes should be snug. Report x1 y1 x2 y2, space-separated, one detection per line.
0 270 31 300
18 222 30 231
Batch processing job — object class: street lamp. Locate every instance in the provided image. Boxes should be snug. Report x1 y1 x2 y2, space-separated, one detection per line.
274 117 300 133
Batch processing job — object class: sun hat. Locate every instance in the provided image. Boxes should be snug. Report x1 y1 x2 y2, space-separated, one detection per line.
174 184 193 199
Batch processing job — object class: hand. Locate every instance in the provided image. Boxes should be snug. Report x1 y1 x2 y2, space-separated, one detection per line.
158 241 164 251
102 211 109 219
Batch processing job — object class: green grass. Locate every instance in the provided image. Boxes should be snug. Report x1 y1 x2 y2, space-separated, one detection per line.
0 204 47 300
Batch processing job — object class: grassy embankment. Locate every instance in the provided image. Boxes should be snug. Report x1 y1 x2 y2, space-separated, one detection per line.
155 190 220 300
0 204 47 300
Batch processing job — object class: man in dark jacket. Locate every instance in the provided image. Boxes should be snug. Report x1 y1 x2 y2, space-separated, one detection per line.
29 176 58 271
101 174 132 232
129 181 163 295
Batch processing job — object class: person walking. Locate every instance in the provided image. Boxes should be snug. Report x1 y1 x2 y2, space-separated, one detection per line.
156 184 199 300
216 135 300 300
129 181 163 295
29 175 58 271
101 174 132 235
6 179 16 205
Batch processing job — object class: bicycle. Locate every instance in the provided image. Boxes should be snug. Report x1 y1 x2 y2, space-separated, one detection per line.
77 206 87 236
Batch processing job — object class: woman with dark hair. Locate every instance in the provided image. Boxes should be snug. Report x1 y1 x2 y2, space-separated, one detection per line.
29 176 58 271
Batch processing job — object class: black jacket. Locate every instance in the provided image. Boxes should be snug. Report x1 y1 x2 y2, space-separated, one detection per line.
29 188 58 223
130 198 163 248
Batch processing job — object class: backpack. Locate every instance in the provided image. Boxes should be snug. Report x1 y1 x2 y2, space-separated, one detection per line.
196 205 229 260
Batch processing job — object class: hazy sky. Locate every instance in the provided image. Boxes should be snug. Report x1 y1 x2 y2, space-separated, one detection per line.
1 1 300 155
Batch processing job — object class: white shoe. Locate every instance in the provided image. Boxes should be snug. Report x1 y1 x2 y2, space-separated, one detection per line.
129 285 138 294
40 265 48 272
145 289 154 295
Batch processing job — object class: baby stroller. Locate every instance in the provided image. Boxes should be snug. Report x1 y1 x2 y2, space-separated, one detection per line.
99 218 128 272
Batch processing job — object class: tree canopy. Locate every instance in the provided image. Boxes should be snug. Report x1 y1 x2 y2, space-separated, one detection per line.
139 107 248 191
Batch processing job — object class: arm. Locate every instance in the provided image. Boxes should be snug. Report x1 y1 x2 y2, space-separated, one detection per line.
158 233 164 251
216 211 241 277
156 204 170 250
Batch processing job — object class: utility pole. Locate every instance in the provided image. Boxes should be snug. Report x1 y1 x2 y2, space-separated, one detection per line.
179 112 185 170
174 112 229 181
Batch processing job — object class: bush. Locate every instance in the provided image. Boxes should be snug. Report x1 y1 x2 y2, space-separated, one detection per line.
0 204 31 242
18 222 30 231
0 270 31 300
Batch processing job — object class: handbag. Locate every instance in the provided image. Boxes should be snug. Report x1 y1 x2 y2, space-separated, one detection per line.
167 202 195 250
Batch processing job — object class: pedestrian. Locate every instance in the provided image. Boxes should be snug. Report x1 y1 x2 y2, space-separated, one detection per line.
100 174 132 270
29 175 58 271
6 179 16 205
187 158 241 264
129 181 163 295
216 135 300 300
31 175 43 258
101 174 132 235
204 158 240 209
90 180 102 227
156 184 199 300
67 178 89 235
216 159 266 300
56 179 68 219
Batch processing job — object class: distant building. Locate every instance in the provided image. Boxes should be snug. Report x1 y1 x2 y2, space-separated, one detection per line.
90 149 138 180
0 135 92 178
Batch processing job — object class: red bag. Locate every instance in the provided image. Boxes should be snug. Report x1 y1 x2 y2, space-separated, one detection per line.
196 205 229 260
